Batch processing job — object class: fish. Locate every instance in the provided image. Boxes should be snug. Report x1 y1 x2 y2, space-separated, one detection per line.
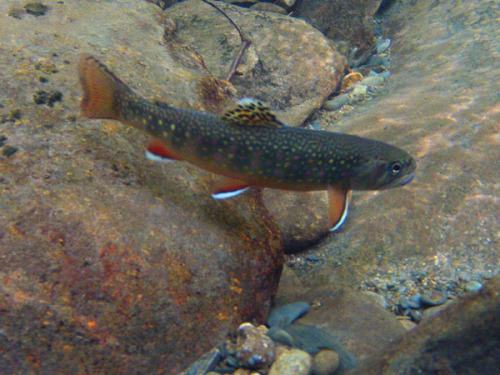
78 54 416 231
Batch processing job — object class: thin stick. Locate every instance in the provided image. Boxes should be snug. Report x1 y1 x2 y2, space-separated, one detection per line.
201 0 251 81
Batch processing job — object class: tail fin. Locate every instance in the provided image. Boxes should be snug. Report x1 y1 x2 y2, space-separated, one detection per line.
78 54 127 120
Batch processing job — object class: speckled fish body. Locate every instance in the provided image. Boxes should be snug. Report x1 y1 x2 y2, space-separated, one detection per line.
78 55 416 230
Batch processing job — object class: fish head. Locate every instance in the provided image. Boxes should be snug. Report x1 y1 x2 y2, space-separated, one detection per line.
349 148 416 190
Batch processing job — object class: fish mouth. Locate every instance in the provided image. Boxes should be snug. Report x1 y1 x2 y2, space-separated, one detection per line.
398 173 414 186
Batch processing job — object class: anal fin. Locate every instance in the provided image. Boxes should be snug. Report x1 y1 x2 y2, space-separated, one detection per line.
213 177 250 199
328 187 351 231
146 139 183 162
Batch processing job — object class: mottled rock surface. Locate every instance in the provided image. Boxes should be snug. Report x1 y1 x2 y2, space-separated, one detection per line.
353 275 500 374
286 286 407 366
0 1 284 373
270 0 499 285
294 0 382 59
166 0 346 126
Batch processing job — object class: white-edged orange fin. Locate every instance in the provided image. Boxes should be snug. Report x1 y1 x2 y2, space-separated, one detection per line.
221 98 284 128
328 187 351 231
212 177 250 199
146 139 183 162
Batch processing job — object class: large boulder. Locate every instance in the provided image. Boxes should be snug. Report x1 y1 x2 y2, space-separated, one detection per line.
0 1 284 373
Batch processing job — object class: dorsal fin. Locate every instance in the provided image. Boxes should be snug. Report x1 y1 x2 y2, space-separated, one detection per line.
221 98 284 128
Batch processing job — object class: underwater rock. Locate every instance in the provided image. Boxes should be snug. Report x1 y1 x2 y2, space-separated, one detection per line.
294 0 382 61
353 275 500 374
167 0 345 127
281 285 406 368
339 72 364 93
313 349 340 375
263 190 330 253
251 2 288 14
267 302 310 328
268 348 312 375
279 0 499 301
0 1 283 373
236 323 276 369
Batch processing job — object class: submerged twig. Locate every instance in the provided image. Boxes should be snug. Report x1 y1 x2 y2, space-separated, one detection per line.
201 0 251 82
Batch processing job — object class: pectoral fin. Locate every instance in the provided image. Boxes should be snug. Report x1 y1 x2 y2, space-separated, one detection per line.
212 177 250 199
146 139 183 162
328 187 351 231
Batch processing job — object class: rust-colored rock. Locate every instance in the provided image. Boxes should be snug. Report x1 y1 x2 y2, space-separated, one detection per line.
0 1 283 373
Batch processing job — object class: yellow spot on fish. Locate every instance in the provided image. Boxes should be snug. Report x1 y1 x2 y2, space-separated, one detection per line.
171 124 175 130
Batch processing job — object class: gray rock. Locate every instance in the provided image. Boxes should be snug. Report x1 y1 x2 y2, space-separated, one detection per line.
268 326 296 347
376 38 391 54
378 70 390 80
360 76 384 91
286 286 405 370
267 302 310 328
353 275 500 374
465 280 483 292
349 85 368 104
323 94 350 111
363 291 389 310
184 347 221 375
420 290 448 306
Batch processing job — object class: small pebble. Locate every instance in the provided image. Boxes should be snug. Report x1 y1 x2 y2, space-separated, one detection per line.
323 94 349 111
339 72 363 92
409 309 423 323
408 295 421 309
312 349 340 375
307 254 320 262
376 38 391 54
465 281 483 292
399 319 417 331
360 76 384 92
367 55 390 68
364 291 389 309
420 290 447 307
236 323 275 368
269 348 312 375
309 121 322 130
2 146 18 157
398 296 410 310
349 85 367 104
231 369 252 375
379 71 390 80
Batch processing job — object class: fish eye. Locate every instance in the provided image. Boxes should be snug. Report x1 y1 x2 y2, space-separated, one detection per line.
390 162 402 175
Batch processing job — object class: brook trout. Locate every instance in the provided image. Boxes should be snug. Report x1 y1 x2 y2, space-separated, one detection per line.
78 55 415 230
